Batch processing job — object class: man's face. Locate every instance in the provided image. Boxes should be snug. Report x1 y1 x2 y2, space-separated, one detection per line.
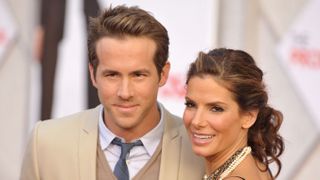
90 36 170 141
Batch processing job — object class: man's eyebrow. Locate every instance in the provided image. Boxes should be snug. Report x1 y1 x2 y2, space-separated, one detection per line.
100 69 119 74
131 69 151 74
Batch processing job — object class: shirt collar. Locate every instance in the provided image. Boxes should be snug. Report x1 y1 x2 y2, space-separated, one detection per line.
98 103 164 156
98 105 116 150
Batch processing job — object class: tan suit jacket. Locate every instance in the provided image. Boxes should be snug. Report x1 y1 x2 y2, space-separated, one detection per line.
20 106 204 180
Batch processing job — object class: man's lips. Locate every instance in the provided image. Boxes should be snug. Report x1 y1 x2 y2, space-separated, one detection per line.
114 104 137 108
113 104 139 112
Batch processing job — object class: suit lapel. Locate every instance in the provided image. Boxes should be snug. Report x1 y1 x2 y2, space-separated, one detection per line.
78 107 100 180
159 108 182 180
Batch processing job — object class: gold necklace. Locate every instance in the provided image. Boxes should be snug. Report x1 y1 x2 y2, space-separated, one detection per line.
203 146 251 180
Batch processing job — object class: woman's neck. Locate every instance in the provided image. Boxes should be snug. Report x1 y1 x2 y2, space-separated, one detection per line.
204 146 252 180
205 137 247 174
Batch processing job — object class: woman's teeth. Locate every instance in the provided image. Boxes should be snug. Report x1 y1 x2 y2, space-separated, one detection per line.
194 134 213 139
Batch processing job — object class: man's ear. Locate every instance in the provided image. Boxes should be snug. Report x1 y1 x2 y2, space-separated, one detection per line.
159 61 170 87
241 110 258 129
89 63 97 88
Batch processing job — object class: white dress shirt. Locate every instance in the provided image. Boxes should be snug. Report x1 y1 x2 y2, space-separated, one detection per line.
98 103 164 179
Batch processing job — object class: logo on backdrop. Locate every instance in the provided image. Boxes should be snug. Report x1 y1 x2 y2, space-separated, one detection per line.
160 72 186 99
277 0 320 129
289 32 320 69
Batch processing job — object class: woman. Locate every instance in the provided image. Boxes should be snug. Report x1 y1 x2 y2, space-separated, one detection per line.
183 48 284 180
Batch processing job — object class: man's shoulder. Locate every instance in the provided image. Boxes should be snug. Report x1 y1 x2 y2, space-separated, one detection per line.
162 107 188 135
160 107 205 179
162 107 182 123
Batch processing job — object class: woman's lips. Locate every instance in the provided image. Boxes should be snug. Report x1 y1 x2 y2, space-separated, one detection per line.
191 133 215 145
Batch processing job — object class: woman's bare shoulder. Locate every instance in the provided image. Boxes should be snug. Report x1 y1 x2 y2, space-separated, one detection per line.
223 176 246 180
227 155 272 180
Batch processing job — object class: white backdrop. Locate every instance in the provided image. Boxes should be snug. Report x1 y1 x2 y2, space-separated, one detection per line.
1 0 318 179
0 1 17 65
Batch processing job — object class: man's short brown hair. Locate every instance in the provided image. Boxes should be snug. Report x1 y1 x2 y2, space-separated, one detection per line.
87 5 169 77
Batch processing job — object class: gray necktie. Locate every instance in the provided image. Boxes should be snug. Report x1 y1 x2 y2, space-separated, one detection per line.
112 137 143 180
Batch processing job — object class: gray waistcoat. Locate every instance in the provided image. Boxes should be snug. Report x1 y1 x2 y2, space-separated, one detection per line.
97 141 162 180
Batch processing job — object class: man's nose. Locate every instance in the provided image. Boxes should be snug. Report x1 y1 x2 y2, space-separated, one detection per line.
117 78 133 100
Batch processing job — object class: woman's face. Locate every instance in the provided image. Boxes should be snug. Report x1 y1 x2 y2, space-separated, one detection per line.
183 75 254 159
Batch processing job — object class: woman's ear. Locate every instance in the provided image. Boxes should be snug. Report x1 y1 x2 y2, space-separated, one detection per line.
241 110 258 129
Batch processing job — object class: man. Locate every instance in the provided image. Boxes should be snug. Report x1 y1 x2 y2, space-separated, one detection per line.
21 5 204 180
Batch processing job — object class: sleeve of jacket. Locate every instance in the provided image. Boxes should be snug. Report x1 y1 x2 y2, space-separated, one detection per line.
20 122 42 180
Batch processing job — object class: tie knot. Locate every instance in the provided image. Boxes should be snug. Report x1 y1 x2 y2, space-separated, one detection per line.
112 137 143 159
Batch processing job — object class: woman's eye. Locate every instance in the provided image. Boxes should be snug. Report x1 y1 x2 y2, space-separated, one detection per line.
184 101 195 108
211 106 224 112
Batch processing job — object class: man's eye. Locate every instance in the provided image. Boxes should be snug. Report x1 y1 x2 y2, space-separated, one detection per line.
134 73 146 77
105 73 117 77
133 73 148 80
